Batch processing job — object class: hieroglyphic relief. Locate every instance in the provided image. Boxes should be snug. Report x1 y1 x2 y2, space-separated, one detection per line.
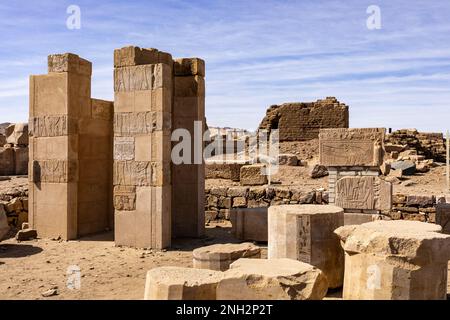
114 137 135 161
113 185 136 211
319 128 385 167
296 215 311 264
32 160 77 183
114 112 171 136
113 161 167 186
29 115 75 137
114 64 169 92
335 176 375 210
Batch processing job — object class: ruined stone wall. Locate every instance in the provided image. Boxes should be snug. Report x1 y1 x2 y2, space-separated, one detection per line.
386 129 446 162
258 97 349 141
0 123 29 176
29 53 113 240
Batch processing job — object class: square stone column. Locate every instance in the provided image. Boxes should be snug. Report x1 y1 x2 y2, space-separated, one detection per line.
29 53 113 240
171 58 205 238
268 204 344 288
113 47 173 249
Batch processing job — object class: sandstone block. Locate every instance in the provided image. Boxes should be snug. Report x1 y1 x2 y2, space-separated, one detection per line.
6 123 28 146
16 228 37 241
114 64 172 92
144 267 223 300
240 164 268 186
391 160 416 176
406 195 435 207
310 164 328 179
278 153 298 166
48 53 92 76
232 197 247 208
205 162 243 181
174 58 205 77
114 46 172 68
14 146 28 175
335 220 450 300
230 208 268 242
335 176 392 211
216 258 328 300
193 243 261 271
268 205 344 288
319 128 385 167
227 187 248 197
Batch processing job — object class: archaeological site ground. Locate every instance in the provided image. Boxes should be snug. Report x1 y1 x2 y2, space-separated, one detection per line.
0 2 450 311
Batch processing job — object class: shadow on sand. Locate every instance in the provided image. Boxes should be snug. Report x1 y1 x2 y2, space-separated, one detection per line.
0 243 43 258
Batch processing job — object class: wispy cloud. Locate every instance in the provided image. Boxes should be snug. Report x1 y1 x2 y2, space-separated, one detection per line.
0 0 449 133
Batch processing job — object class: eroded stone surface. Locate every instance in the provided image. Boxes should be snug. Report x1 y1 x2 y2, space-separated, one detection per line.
144 267 223 300
335 220 450 300
216 258 328 300
268 204 344 288
193 243 261 271
240 164 268 186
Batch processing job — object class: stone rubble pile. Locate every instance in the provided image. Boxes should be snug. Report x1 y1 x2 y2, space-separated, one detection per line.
0 123 28 176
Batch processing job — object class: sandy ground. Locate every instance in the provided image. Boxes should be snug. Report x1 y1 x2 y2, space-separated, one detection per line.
0 221 268 300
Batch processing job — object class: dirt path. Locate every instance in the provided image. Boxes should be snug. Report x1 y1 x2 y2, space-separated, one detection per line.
0 222 269 300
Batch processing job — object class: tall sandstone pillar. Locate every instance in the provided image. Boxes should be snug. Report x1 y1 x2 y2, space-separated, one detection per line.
29 53 113 240
172 58 206 238
113 47 173 249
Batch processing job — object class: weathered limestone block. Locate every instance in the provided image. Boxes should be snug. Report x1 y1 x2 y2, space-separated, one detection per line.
436 204 450 234
240 164 268 186
113 186 136 211
114 112 171 136
31 160 78 183
319 128 385 167
144 267 223 300
113 161 169 187
335 220 450 300
230 208 268 242
335 176 392 211
48 53 92 76
193 243 261 271
216 258 328 300
29 115 73 137
268 205 344 288
14 147 28 175
174 58 205 76
0 147 15 176
5 123 28 146
278 153 298 166
114 46 172 68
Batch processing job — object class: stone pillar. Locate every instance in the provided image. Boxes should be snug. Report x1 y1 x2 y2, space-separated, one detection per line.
335 220 450 300
268 204 344 288
171 58 205 238
113 46 173 249
29 53 91 240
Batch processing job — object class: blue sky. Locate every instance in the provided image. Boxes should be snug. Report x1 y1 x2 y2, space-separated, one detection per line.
0 0 449 133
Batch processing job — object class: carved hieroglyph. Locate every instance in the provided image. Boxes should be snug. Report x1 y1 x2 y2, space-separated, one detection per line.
335 176 392 211
29 115 73 137
114 64 169 92
113 185 136 211
114 137 135 161
31 160 77 183
114 112 170 136
319 128 385 167
113 161 168 187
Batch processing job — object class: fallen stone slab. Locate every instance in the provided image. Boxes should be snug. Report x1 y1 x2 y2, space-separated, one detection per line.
436 204 450 234
278 154 298 166
335 220 450 300
144 267 223 300
391 160 416 176
406 195 435 207
193 243 261 271
268 205 344 288
15 229 37 241
216 258 328 300
240 164 268 186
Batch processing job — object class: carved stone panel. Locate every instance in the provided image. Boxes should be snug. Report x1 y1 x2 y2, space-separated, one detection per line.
114 112 171 136
113 185 136 211
30 115 75 137
32 160 77 183
114 137 135 161
335 176 392 211
114 64 170 92
113 161 168 186
319 128 385 167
